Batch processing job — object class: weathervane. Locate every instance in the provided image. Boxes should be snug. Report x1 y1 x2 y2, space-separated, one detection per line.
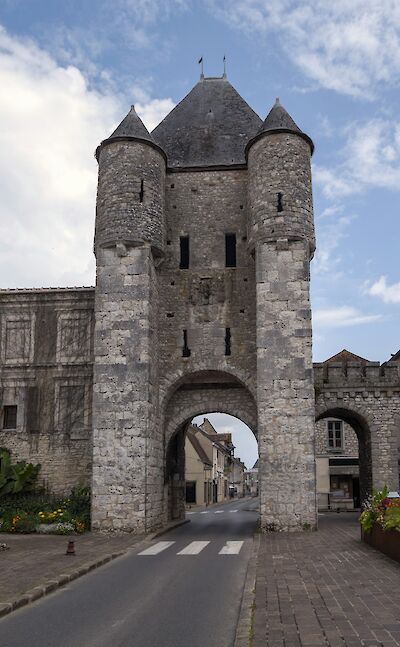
198 56 204 80
223 55 227 78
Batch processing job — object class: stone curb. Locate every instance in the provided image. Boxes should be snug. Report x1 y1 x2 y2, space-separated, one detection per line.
0 517 190 620
234 533 260 647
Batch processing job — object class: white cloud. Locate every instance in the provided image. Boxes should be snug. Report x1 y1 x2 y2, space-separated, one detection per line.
313 205 354 275
367 276 400 304
314 119 400 199
0 26 174 288
313 306 381 328
208 0 400 98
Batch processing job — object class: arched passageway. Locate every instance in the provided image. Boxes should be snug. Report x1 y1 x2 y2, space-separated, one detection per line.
316 408 372 506
163 370 258 522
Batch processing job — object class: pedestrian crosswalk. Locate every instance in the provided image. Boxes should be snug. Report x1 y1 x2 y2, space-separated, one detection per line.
137 540 244 557
186 509 239 515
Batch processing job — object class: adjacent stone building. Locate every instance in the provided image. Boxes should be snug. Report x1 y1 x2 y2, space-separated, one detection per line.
0 75 399 533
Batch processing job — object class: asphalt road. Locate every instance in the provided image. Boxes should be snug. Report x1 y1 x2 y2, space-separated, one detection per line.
1 497 259 647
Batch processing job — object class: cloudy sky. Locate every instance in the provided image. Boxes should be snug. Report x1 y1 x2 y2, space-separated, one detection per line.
0 2 399 462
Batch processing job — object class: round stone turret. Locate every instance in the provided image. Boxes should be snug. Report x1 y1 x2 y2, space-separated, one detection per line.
95 105 166 256
246 99 315 256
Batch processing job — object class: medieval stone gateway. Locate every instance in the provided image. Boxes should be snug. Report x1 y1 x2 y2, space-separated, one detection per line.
0 76 398 533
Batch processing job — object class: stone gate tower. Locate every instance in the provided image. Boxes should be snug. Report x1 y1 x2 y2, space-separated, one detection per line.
92 76 317 532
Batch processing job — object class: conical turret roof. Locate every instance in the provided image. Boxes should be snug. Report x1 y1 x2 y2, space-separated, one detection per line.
109 105 155 142
246 98 314 155
152 77 262 168
96 105 166 161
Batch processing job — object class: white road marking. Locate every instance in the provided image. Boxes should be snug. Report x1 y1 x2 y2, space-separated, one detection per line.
229 510 238 513
219 541 244 555
200 511 209 514
177 541 210 555
138 541 175 556
186 511 196 515
214 510 224 514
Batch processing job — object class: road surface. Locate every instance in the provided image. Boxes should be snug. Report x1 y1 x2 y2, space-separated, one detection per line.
1 497 259 647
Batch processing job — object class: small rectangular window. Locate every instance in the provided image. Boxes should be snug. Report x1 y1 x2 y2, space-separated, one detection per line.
225 327 231 356
182 329 191 357
180 236 189 269
3 405 17 429
327 420 343 449
225 233 236 268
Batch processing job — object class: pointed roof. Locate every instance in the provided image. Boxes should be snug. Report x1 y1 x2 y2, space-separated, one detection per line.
322 349 371 364
246 98 314 155
152 77 262 168
96 105 166 161
383 349 400 365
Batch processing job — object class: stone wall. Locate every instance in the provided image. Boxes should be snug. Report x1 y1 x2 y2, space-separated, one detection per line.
0 288 94 493
315 419 358 456
314 360 400 500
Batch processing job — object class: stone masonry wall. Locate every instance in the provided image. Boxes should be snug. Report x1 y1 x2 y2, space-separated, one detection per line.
0 288 94 494
315 419 358 456
315 361 400 495
96 141 166 254
158 169 256 409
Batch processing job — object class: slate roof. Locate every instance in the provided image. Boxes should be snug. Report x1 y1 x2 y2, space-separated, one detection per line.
246 98 314 155
96 105 166 160
151 77 262 168
382 349 400 365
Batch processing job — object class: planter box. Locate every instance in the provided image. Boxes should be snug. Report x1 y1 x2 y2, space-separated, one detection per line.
362 523 400 564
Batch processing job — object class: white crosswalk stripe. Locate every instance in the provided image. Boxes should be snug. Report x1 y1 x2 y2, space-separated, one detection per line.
177 541 210 555
219 541 244 555
214 510 224 514
138 541 175 556
200 511 209 514
229 510 238 513
186 511 196 515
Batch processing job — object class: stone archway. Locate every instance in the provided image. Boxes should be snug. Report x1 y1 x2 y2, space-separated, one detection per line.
162 370 258 521
316 406 373 505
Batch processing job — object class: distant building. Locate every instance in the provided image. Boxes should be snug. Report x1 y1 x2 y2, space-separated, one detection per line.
185 419 246 505
245 460 259 496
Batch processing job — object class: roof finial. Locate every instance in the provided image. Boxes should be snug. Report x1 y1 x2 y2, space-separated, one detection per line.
198 56 204 80
275 97 280 106
223 54 227 79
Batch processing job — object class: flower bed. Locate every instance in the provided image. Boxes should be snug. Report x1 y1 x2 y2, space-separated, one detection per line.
360 487 400 562
0 486 91 535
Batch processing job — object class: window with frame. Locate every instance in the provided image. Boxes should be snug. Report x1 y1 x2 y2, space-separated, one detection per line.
3 405 17 429
327 420 343 450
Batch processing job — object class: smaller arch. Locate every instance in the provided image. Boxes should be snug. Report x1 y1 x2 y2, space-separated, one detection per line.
316 406 372 505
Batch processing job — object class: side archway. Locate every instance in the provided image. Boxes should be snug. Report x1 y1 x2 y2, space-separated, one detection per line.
315 406 373 505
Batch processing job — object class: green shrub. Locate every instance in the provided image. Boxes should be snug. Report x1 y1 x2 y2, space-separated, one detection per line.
0 448 41 496
67 485 91 529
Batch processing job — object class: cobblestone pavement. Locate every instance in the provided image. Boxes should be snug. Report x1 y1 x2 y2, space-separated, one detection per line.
252 513 400 647
0 531 147 608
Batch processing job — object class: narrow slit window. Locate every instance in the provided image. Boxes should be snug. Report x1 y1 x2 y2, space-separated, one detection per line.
3 405 17 429
225 233 237 268
277 192 283 212
225 328 231 356
180 236 189 269
139 179 144 203
182 329 191 357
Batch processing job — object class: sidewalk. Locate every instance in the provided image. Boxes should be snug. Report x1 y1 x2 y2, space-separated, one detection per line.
252 513 400 647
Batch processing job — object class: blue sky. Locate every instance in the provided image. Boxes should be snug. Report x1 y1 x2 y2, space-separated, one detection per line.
0 3 398 374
